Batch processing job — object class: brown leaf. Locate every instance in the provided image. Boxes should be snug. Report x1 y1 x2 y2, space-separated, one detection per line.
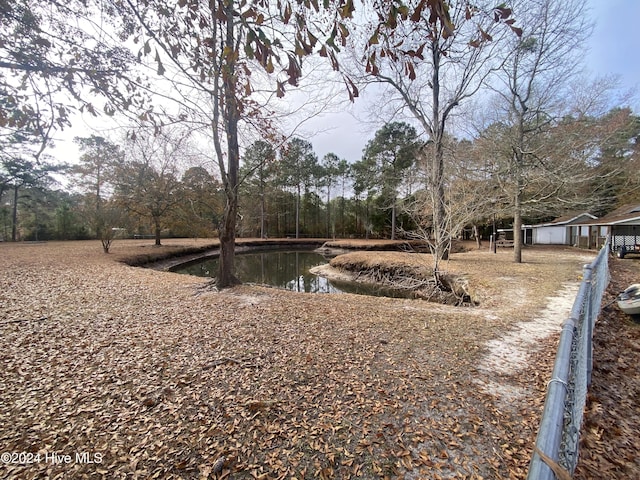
534 446 572 480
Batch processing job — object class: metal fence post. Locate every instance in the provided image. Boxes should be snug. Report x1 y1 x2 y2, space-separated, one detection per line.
582 265 594 387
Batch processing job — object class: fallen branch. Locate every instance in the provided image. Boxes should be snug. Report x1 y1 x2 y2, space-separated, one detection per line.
0 316 48 326
245 400 278 412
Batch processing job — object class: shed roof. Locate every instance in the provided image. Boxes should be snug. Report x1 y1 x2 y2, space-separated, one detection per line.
575 204 640 226
532 212 597 228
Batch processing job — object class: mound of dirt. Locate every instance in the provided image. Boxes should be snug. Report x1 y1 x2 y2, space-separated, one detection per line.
316 251 473 305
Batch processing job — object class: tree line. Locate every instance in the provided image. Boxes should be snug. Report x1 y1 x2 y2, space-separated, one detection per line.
0 124 414 245
2 108 638 250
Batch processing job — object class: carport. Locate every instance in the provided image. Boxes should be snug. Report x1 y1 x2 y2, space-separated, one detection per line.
573 204 640 253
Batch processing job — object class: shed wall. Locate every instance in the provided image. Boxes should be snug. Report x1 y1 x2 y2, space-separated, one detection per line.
533 226 567 244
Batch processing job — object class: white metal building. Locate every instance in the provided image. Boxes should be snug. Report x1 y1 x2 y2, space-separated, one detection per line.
530 213 597 246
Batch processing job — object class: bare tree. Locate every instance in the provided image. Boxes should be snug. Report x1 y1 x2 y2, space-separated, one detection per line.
95 203 125 253
359 1 519 275
488 0 592 262
114 128 192 246
404 135 503 249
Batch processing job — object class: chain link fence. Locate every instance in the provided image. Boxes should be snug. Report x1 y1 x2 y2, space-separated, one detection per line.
527 240 610 479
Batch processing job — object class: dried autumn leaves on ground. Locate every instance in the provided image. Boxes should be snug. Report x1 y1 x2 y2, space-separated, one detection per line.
574 257 640 480
0 240 598 479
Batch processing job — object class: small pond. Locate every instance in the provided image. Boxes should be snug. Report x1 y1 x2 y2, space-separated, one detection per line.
173 249 411 297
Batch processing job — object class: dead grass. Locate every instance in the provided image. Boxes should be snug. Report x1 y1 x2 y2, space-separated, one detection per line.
327 251 469 304
330 251 430 272
0 239 596 479
323 239 417 250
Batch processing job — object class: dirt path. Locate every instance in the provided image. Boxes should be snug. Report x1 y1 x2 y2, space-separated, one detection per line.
476 282 581 408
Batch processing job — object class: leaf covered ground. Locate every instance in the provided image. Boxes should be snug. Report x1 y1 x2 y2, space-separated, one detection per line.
574 256 640 480
0 239 604 479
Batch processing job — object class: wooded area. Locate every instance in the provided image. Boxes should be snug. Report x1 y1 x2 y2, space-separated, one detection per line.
2 109 638 243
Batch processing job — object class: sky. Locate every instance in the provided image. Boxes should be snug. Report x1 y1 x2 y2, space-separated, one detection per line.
49 0 640 167
586 0 640 93
307 0 640 163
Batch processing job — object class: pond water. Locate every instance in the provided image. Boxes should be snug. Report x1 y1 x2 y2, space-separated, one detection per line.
174 250 344 293
173 249 412 297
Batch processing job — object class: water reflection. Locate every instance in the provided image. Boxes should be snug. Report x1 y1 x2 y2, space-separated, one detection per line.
175 250 343 293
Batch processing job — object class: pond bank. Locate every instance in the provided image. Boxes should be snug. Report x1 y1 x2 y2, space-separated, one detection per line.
126 238 330 270
311 250 473 305
137 238 465 303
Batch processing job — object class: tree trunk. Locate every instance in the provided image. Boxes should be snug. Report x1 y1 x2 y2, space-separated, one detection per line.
295 184 300 238
260 191 266 238
513 116 525 264
364 199 370 239
514 180 523 263
154 218 162 246
11 185 18 242
275 196 282 237
390 198 397 240
326 186 331 238
218 194 240 287
217 129 242 286
217 120 241 287
473 224 482 249
428 42 450 272
216 1 241 288
340 182 346 237
430 139 450 270
101 236 112 253
95 165 102 237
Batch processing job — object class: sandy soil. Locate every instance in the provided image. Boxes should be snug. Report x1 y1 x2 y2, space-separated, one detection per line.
0 239 598 479
475 282 581 409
